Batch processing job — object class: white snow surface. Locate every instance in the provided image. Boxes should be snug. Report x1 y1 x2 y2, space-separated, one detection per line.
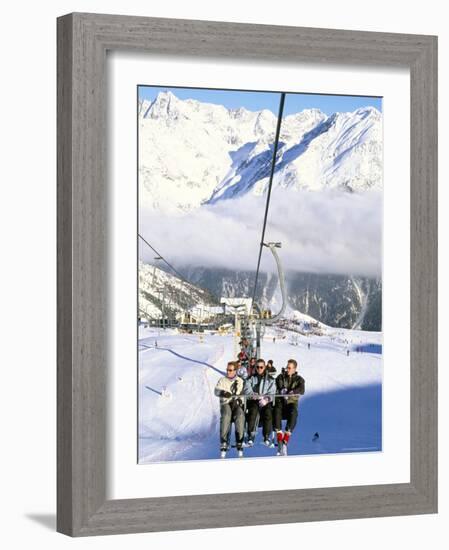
138 324 382 463
139 91 382 213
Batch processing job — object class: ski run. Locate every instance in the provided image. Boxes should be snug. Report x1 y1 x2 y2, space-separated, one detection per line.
139 323 382 463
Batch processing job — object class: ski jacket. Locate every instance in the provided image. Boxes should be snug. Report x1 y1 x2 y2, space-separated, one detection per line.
240 344 252 357
214 375 244 405
275 372 305 405
247 364 257 377
267 365 277 378
244 373 276 403
237 366 249 380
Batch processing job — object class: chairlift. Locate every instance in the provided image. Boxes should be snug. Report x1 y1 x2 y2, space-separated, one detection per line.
245 93 288 359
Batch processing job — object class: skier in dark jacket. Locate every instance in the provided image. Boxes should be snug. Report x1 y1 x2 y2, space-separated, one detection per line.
274 359 305 455
244 359 276 446
266 359 277 378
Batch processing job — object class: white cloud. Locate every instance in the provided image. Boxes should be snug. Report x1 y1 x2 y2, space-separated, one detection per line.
139 189 382 278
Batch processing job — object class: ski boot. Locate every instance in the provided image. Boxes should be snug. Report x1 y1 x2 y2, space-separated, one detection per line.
276 431 284 456
282 431 291 456
220 443 228 459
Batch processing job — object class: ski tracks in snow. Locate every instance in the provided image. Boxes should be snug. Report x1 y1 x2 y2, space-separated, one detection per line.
139 337 225 460
139 342 226 375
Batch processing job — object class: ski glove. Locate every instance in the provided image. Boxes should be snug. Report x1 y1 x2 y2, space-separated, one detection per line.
221 391 232 399
259 396 270 408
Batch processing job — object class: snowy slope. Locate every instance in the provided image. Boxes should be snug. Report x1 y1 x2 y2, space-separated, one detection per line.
139 91 382 212
139 332 225 462
138 325 382 463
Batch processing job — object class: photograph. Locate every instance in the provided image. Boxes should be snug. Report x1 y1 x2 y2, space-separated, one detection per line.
137 85 383 464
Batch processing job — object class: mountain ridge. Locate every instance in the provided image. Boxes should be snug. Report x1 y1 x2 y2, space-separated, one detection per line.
138 91 382 212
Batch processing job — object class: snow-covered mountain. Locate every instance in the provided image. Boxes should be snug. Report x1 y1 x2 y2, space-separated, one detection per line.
139 262 219 320
184 266 382 331
141 261 381 331
139 91 382 212
138 91 383 331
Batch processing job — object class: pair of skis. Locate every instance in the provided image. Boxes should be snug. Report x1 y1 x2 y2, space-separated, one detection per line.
242 439 271 448
220 446 287 458
220 448 243 459
220 438 287 458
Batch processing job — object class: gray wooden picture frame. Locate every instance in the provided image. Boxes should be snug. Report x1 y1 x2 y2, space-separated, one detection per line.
57 12 438 537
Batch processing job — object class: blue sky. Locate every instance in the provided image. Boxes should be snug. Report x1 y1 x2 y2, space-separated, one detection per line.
138 85 382 116
284 93 382 115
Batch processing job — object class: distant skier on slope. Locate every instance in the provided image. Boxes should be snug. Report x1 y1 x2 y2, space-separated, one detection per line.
244 359 276 447
214 361 245 458
274 359 305 456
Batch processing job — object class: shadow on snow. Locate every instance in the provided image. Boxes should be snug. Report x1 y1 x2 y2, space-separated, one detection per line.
140 342 226 375
139 383 382 462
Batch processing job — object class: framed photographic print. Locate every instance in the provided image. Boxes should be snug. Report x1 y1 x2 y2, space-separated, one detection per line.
57 13 438 536
137 84 383 464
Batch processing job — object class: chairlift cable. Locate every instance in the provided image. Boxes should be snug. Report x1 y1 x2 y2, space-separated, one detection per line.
250 92 286 313
138 233 195 287
138 232 221 304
